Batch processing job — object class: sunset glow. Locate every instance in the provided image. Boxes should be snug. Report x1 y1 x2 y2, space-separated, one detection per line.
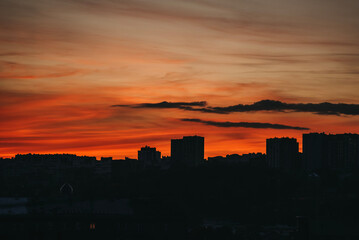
1 0 359 159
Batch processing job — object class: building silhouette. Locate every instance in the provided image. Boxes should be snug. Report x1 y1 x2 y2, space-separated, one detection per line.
328 133 359 169
138 146 161 168
171 136 204 167
266 137 299 171
303 133 329 171
303 133 359 171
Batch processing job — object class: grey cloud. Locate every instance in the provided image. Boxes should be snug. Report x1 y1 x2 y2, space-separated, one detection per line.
181 118 309 130
113 99 359 116
112 101 207 109
207 100 359 115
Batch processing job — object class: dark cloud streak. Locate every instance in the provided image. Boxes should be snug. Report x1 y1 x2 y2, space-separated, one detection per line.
112 101 207 109
208 100 359 115
113 100 359 116
181 118 309 130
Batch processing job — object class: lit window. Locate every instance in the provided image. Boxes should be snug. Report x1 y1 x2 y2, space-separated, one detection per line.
90 223 96 229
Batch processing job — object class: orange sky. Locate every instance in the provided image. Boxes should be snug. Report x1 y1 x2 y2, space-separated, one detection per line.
1 0 359 159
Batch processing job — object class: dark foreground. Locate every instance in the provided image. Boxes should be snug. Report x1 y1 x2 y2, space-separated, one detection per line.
1 161 359 239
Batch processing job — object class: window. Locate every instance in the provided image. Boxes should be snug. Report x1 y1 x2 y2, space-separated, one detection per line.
90 223 96 230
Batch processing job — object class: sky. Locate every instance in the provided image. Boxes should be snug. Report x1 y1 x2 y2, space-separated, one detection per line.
1 0 359 159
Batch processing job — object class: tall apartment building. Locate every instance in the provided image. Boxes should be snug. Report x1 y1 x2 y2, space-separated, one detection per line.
138 146 161 168
266 137 299 171
303 133 328 171
303 133 359 171
171 136 204 167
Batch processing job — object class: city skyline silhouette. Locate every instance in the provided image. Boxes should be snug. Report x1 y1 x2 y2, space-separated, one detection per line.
2 131 358 160
1 0 359 239
2 133 359 239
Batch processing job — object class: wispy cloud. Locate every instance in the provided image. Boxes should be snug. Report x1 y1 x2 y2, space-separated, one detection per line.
112 101 207 109
181 118 309 130
0 61 86 80
207 100 359 116
114 100 359 116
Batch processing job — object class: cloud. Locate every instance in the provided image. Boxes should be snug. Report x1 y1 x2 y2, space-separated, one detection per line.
0 61 86 80
181 118 309 130
113 99 359 116
112 101 207 109
207 100 359 115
